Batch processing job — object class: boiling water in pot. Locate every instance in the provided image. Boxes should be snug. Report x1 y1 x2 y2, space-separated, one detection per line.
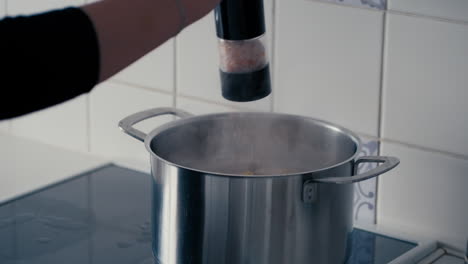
150 113 357 176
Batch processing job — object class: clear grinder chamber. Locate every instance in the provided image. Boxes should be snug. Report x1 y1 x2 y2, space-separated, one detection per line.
214 0 271 102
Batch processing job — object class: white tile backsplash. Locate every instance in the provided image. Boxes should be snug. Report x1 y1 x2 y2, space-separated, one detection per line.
0 121 9 133
275 1 383 136
89 81 173 164
0 0 5 17
7 0 84 15
382 14 468 157
389 0 468 23
10 95 88 152
112 40 174 92
378 142 468 244
177 97 244 115
176 8 272 112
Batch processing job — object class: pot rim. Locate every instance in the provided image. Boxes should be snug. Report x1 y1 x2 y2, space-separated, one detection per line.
143 112 362 178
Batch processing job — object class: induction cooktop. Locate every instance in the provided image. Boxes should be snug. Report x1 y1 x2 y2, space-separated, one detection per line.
0 164 417 264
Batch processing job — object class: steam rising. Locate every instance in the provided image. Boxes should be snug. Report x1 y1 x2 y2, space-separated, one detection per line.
152 113 356 176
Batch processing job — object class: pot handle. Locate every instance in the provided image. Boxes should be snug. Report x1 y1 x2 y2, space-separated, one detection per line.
312 156 400 184
118 107 193 142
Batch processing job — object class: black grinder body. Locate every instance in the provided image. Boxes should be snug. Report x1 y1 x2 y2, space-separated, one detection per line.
214 0 271 102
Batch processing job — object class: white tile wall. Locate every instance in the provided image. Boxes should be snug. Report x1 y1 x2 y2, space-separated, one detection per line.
10 95 88 152
275 0 383 136
382 14 468 157
89 81 173 164
0 122 9 133
8 0 84 16
389 0 468 23
177 97 244 115
379 142 468 245
0 0 5 17
0 29 8 131
176 14 222 102
113 40 175 92
176 3 272 112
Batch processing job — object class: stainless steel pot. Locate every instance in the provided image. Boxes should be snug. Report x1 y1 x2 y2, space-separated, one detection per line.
119 107 399 264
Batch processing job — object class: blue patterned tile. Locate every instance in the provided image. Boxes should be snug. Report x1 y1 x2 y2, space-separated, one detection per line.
353 140 379 225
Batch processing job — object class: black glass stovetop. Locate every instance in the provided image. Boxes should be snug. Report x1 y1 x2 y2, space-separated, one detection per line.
0 165 416 264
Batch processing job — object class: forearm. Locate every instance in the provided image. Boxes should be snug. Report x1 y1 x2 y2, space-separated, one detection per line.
0 0 219 120
0 8 100 120
82 0 219 82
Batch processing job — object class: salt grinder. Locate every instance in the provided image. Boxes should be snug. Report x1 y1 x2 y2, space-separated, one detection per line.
214 0 271 102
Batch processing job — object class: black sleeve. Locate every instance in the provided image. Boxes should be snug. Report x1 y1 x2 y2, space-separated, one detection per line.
0 7 100 120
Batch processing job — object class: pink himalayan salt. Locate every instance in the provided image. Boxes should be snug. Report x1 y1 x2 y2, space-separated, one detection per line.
218 39 267 73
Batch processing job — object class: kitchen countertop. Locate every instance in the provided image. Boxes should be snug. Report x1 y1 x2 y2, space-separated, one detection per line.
0 132 107 204
0 132 156 205
0 132 465 263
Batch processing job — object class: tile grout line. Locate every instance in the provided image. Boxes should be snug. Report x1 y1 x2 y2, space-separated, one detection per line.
177 93 260 112
357 132 468 161
82 2 95 153
308 0 468 26
305 0 384 13
269 0 277 113
374 10 388 225
108 79 174 96
388 9 468 26
111 76 260 113
376 12 387 140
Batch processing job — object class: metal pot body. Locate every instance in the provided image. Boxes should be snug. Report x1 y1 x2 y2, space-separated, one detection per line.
119 107 400 264
151 159 353 264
